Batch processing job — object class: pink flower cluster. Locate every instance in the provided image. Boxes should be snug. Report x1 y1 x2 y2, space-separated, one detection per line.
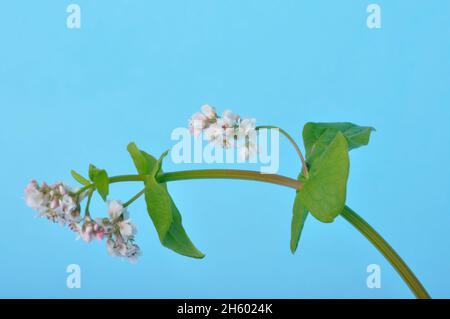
25 181 141 263
188 104 257 159
100 200 141 263
24 180 81 225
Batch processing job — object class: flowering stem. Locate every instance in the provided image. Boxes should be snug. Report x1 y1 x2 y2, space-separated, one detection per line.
123 189 146 208
341 206 430 299
84 189 94 216
256 125 309 177
77 169 429 298
158 170 302 189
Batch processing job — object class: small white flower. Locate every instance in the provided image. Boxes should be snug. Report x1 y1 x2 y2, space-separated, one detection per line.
25 181 144 262
201 104 217 120
106 239 116 255
80 223 94 242
118 219 137 240
117 242 128 256
238 141 258 161
96 217 113 234
58 183 67 196
221 109 240 127
237 118 256 139
60 194 77 212
125 243 142 263
69 222 81 233
204 123 225 145
24 181 47 211
26 189 46 211
188 112 207 136
108 200 125 220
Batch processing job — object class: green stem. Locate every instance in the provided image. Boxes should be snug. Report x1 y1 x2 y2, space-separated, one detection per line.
256 125 309 177
123 189 146 207
341 206 430 299
84 189 94 216
158 169 302 189
117 169 302 205
77 169 429 298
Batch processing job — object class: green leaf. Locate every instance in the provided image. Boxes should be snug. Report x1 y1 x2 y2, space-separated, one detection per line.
127 143 204 258
290 192 308 253
88 164 109 201
143 150 173 242
298 132 349 223
303 122 375 164
71 170 90 186
127 142 151 175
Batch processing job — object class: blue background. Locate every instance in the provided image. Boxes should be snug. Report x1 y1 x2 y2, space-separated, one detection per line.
0 1 449 298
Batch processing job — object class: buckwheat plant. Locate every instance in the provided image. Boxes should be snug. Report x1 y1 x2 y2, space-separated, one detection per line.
25 105 430 298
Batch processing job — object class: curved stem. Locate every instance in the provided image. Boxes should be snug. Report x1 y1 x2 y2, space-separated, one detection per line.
256 125 309 177
98 171 301 189
76 169 429 298
124 189 146 207
109 175 145 183
341 206 430 299
83 170 301 207
84 189 94 216
158 169 302 189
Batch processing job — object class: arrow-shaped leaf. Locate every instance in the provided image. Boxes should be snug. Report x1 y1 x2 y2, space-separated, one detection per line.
71 170 90 186
290 192 308 254
88 164 109 201
127 142 204 258
303 122 375 165
299 132 349 223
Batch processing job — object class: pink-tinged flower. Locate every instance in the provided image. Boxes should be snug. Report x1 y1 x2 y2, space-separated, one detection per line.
118 219 137 240
25 180 81 226
189 112 207 136
106 238 128 257
69 222 81 233
96 217 113 234
237 118 256 139
204 123 227 147
238 141 258 161
108 200 125 220
201 104 217 120
77 217 105 242
221 109 240 127
24 180 47 211
50 199 59 209
125 244 142 264
80 223 94 242
58 184 67 196
93 223 105 240
106 239 116 256
25 180 38 194
25 180 144 262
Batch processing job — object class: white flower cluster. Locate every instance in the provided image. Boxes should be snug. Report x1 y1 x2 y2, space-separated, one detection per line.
25 181 141 263
74 201 141 263
24 180 81 225
188 104 257 160
100 200 141 263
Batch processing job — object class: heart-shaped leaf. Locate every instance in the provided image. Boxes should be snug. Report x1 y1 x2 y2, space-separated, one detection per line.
303 122 375 165
88 164 109 201
71 170 90 186
290 192 308 254
127 142 204 258
298 132 349 223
